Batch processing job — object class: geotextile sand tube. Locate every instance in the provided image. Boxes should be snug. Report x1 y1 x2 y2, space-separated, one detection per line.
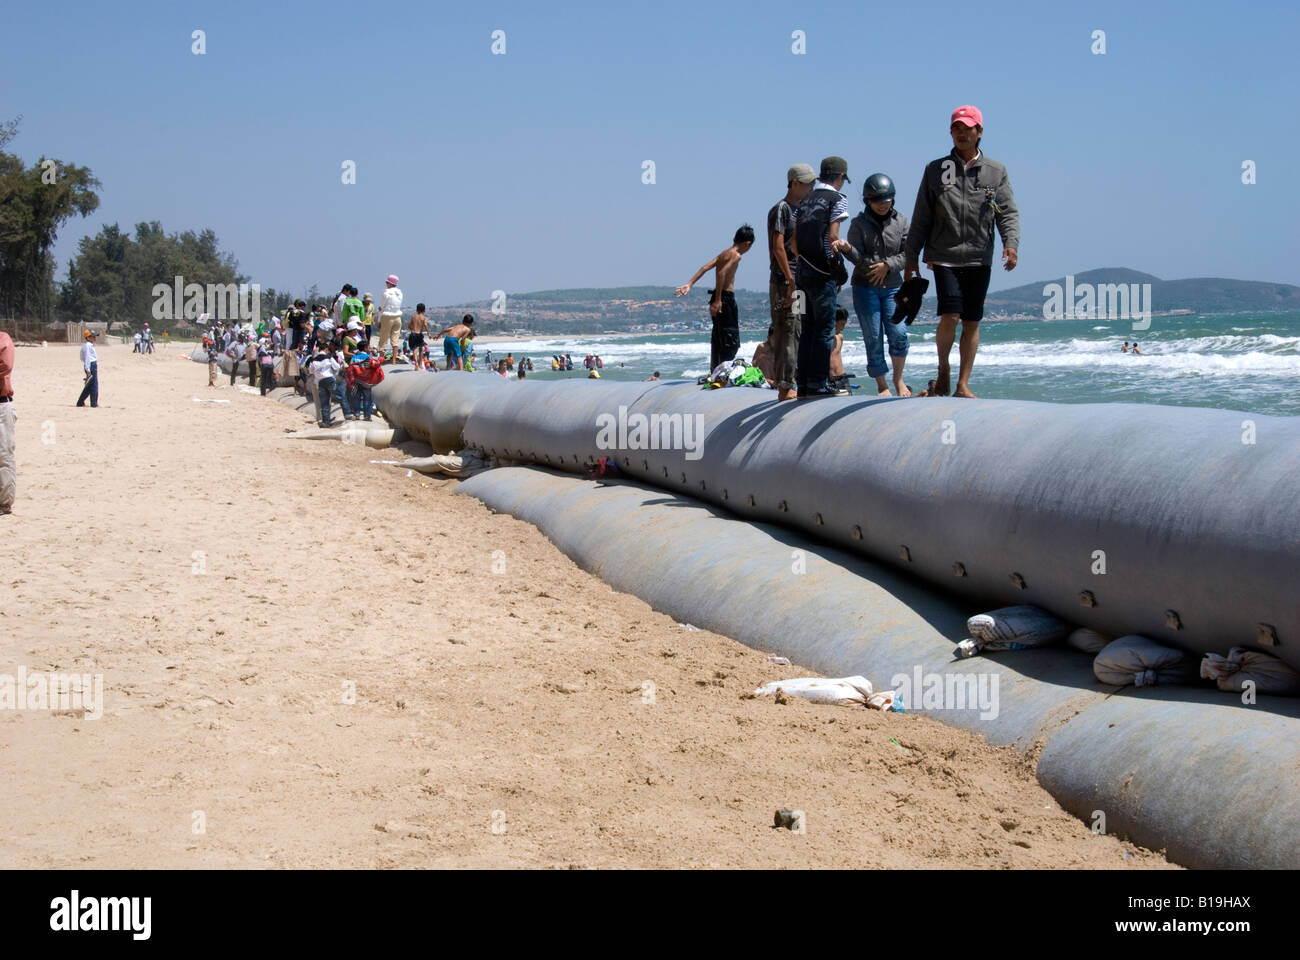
449 380 1299 671
458 465 1300 869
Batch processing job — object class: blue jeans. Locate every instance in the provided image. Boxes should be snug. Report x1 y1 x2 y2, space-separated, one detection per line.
852 284 907 378
317 377 336 425
76 362 99 407
350 383 373 420
796 276 837 393
332 376 353 418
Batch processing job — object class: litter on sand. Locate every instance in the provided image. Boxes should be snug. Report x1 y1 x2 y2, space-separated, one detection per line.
191 397 231 403
755 676 874 707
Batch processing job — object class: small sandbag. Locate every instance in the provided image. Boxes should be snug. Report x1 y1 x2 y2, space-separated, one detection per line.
753 676 874 706
1094 635 1197 688
1200 647 1300 696
957 605 1070 657
1067 627 1113 655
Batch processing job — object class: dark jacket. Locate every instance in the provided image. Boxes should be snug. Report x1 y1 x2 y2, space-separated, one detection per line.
842 207 909 288
906 150 1020 267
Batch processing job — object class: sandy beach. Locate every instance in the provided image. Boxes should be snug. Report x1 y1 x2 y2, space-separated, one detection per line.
0 341 1173 869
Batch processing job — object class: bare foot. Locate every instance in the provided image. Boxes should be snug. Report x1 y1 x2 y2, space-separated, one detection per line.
953 386 977 399
894 381 912 398
877 387 893 397
777 387 797 401
934 368 951 396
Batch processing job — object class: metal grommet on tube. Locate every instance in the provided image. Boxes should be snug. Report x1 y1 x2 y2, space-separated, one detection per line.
952 562 966 577
1079 590 1097 608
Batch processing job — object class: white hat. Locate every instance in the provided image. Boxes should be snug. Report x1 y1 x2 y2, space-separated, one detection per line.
346 319 363 331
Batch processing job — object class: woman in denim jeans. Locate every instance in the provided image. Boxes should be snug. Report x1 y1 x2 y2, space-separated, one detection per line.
837 173 911 396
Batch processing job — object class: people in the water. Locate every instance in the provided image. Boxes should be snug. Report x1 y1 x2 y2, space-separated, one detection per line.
1131 342 1143 355
644 371 661 381
1121 341 1130 353
904 104 1020 399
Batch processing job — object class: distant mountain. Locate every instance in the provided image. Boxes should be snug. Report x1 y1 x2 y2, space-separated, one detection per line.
432 269 1300 334
985 268 1300 316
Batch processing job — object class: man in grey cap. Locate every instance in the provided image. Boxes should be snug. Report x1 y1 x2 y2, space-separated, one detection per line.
767 163 815 401
793 156 852 397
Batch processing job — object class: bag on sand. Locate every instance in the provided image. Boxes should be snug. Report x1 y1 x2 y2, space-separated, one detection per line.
754 676 874 707
1200 648 1300 696
1067 627 1113 655
1093 635 1197 688
957 604 1070 658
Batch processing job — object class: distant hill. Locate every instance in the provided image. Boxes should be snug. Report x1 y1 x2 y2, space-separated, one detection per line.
985 268 1300 316
433 269 1300 334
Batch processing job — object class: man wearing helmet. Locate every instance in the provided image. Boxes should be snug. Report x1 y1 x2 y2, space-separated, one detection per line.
904 105 1020 398
837 173 912 397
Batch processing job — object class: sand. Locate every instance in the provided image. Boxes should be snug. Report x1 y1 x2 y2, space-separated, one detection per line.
0 340 1174 868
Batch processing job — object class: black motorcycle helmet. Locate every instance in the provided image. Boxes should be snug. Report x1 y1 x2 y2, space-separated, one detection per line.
863 173 895 204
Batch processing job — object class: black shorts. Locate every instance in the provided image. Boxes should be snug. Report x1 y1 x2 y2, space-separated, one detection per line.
409 332 425 349
932 265 992 322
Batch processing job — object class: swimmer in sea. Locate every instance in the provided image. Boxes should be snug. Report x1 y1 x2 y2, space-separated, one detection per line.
644 371 660 381
1121 341 1130 353
1131 341 1143 355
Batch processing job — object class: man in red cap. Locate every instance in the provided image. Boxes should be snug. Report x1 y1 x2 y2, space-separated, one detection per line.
904 105 1019 398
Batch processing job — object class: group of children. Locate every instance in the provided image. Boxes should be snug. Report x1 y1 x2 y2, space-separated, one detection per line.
131 323 156 354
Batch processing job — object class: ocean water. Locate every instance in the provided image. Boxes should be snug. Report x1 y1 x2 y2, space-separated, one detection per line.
481 311 1300 417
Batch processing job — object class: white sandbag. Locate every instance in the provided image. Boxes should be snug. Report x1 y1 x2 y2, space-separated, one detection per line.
1093 635 1196 688
1200 648 1300 696
967 605 1070 647
957 605 1070 657
754 676 874 706
1067 627 1112 655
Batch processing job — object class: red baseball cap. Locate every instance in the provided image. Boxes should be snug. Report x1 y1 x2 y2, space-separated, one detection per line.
951 105 983 128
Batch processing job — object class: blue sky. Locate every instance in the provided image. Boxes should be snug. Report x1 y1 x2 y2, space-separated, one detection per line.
6 0 1298 304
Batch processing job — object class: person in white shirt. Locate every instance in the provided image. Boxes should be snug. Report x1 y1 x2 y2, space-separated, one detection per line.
76 330 100 407
132 331 142 354
377 274 403 362
310 349 342 426
331 285 348 327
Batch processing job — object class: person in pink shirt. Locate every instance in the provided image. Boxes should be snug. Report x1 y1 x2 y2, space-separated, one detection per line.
0 330 16 514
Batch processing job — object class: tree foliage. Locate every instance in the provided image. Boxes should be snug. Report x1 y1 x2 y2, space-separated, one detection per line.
0 117 101 322
59 220 248 331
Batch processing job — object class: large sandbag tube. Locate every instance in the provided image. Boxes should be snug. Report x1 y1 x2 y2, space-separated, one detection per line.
454 380 1300 670
458 465 1300 869
371 368 506 453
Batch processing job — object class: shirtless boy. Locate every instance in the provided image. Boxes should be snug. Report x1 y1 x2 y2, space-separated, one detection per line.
676 225 756 371
433 314 475 370
409 303 430 369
